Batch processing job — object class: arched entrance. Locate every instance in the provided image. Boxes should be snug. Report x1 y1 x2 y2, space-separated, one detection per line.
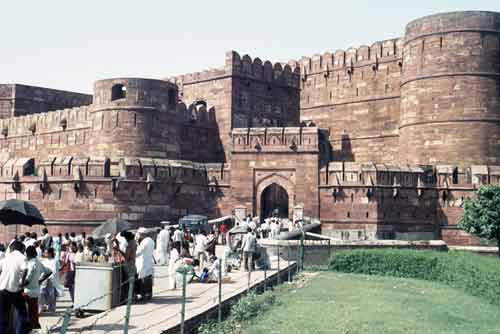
260 183 289 219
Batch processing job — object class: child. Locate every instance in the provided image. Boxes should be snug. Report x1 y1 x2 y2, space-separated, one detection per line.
23 245 52 331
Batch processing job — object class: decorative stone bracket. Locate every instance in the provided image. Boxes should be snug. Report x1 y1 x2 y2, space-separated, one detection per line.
73 168 84 193
111 178 122 195
60 118 67 131
11 171 21 193
146 173 155 195
39 169 50 195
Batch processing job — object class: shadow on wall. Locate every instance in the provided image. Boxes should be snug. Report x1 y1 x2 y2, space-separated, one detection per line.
331 133 354 162
319 129 333 169
178 101 226 163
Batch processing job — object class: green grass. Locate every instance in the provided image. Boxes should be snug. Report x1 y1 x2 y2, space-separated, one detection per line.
328 249 500 305
242 272 500 334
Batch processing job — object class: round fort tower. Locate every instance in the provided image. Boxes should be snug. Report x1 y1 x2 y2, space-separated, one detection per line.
88 78 181 159
399 11 500 166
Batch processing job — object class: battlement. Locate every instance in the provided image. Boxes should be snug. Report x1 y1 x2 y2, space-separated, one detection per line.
167 50 301 89
0 83 92 119
226 51 300 88
167 67 228 86
319 161 500 188
296 38 403 76
176 101 217 127
232 126 318 152
0 105 92 138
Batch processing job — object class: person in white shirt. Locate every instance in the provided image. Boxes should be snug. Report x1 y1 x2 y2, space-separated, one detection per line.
173 227 184 244
207 256 221 282
156 224 171 266
23 246 51 331
40 247 63 313
194 231 209 271
40 228 52 251
260 220 270 239
248 219 257 232
0 240 28 334
240 228 257 272
135 228 155 300
168 242 181 290
269 219 278 239
24 232 36 248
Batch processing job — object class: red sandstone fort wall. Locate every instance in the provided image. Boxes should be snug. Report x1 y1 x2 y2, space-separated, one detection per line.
400 11 500 166
297 39 403 163
0 84 92 119
1 11 500 246
229 52 300 128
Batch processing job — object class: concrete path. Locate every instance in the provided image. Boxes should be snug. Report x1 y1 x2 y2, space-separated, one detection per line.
40 260 293 333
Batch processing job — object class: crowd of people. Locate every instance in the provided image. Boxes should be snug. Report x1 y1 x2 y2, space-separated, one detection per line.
0 228 67 334
0 214 296 334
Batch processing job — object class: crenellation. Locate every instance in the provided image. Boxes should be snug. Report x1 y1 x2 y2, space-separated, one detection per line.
0 10 499 245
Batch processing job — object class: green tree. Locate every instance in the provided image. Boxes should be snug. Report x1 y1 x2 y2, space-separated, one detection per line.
459 185 500 257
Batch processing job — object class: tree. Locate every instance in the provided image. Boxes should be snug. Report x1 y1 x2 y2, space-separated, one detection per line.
459 185 500 257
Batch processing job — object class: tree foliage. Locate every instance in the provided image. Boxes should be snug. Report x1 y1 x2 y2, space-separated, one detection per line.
459 185 500 254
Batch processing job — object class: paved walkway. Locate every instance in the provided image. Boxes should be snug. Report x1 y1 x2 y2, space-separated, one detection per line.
40 260 293 333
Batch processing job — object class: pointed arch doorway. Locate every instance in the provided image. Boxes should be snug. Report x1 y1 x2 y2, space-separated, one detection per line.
260 183 289 219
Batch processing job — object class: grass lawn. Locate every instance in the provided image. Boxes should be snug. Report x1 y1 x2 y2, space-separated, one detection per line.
242 272 500 334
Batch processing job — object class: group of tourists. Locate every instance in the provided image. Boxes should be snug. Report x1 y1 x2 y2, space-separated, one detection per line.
0 227 158 333
0 215 286 333
241 214 301 240
0 228 64 334
154 223 221 289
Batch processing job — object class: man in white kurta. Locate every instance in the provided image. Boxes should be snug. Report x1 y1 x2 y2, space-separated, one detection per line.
156 224 170 265
135 228 155 300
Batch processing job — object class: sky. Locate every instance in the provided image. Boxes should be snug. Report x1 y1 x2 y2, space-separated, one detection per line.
1 1 499 93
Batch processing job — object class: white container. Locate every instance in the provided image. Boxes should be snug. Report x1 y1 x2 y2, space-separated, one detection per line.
74 263 122 311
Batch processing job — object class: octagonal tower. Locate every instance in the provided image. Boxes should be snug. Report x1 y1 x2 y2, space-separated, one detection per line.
89 78 181 159
399 11 500 166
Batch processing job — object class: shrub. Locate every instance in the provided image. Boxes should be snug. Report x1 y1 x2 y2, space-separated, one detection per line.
329 249 500 305
232 290 277 322
199 290 278 334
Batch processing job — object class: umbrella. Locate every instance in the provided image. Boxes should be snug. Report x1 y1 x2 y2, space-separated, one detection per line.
0 199 45 226
92 218 133 238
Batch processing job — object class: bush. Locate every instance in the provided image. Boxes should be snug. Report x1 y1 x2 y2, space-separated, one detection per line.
199 290 278 334
329 249 500 305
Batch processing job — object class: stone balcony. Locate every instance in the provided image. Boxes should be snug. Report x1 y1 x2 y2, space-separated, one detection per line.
231 127 319 153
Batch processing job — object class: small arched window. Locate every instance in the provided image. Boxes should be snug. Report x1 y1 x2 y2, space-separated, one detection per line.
111 84 127 101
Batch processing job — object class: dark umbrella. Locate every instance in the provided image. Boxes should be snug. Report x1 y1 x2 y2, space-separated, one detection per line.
92 218 133 238
0 199 45 226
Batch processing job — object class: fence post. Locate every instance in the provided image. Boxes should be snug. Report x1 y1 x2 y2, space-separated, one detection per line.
328 239 331 260
300 231 305 271
287 243 291 282
263 265 267 292
180 270 187 334
123 275 135 334
247 269 251 293
218 260 222 324
277 244 281 285
59 309 72 334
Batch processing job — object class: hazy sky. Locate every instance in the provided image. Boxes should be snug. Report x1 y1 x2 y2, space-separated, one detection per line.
1 1 499 93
